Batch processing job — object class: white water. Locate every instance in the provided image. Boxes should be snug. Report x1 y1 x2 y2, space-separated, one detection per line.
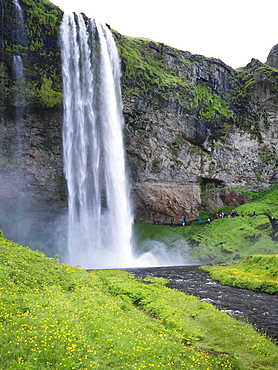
13 0 22 16
12 54 24 80
11 0 26 166
12 0 26 82
60 13 133 268
60 13 186 269
12 0 27 48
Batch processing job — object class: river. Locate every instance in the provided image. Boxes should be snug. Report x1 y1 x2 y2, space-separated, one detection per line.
125 265 278 344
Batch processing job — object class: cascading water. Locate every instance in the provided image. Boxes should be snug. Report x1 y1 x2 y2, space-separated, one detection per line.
10 0 28 179
60 13 133 268
12 0 27 122
12 0 27 50
12 54 24 79
60 13 186 269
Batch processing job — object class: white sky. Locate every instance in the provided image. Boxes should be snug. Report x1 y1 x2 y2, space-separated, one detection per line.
50 0 278 69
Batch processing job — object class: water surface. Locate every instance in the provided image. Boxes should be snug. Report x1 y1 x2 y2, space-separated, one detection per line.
126 265 278 344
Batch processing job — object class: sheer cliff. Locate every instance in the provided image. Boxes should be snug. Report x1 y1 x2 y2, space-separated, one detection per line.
0 0 277 223
118 36 278 220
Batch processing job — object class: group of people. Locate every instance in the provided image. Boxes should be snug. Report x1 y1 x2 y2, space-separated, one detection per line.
215 210 239 219
197 210 242 225
137 210 259 227
152 210 242 226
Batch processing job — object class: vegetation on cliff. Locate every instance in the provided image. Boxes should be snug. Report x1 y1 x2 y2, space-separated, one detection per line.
115 33 278 215
115 34 237 135
114 33 278 143
234 60 278 137
1 0 63 108
1 235 278 369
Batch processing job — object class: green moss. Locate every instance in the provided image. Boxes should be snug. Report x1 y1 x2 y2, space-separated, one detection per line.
115 33 255 142
193 85 234 121
115 35 195 111
23 0 61 25
256 64 278 80
35 76 63 108
2 0 64 108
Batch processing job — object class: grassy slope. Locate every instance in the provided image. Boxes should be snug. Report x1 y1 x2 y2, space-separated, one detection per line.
133 186 278 264
202 255 278 294
0 235 278 369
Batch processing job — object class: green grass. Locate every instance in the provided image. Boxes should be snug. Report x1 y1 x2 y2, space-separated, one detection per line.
202 254 278 294
1 235 278 369
134 186 278 263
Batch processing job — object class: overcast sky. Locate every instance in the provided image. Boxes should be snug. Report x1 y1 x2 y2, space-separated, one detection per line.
50 0 278 69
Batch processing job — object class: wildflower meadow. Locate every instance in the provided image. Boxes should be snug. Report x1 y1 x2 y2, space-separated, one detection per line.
0 234 277 369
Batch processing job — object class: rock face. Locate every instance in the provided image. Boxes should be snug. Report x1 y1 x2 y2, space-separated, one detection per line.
0 0 64 202
118 38 278 220
266 44 278 68
0 0 278 225
0 107 64 199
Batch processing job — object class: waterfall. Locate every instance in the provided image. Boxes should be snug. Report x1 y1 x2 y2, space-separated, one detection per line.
60 13 133 268
11 0 27 165
12 0 27 104
12 54 24 80
12 0 27 48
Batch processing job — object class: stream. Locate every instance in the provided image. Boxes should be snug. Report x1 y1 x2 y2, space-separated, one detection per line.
125 265 278 344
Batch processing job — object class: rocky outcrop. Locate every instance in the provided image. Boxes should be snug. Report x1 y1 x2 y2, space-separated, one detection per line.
0 0 278 224
266 44 278 68
118 38 278 220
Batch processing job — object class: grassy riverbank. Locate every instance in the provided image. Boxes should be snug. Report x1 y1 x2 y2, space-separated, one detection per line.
134 186 278 263
1 235 278 369
202 254 278 294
